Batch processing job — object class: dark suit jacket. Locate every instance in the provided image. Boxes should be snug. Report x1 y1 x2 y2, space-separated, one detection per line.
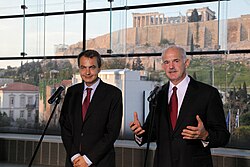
139 76 230 167
59 80 123 167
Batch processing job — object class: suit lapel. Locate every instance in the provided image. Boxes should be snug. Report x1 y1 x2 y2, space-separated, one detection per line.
74 83 84 126
160 83 173 132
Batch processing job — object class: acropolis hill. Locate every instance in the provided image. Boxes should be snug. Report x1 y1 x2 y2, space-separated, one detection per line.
56 7 250 69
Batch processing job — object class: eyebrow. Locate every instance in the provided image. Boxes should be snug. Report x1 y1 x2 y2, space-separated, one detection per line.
163 58 180 62
79 64 96 68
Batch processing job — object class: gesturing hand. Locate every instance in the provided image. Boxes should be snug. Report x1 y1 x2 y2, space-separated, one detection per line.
181 115 209 140
129 112 145 136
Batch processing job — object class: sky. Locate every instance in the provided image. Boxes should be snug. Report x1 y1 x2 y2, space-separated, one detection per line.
0 0 249 69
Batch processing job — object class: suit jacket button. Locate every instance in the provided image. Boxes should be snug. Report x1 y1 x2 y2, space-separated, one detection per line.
81 133 83 136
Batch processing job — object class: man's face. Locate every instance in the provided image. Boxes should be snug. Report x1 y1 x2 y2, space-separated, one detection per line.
79 56 100 86
161 48 190 85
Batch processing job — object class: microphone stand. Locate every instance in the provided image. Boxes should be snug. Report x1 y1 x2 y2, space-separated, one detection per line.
143 97 158 167
28 96 61 167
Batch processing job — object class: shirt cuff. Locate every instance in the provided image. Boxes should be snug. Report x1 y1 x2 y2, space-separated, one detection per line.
71 153 81 162
71 154 92 166
201 140 209 147
135 134 143 145
83 155 92 166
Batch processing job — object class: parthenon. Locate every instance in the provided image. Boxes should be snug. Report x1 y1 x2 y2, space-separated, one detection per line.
132 7 216 27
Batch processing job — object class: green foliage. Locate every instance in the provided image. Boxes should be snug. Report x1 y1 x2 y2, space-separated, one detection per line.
15 61 43 85
132 57 144 70
188 57 250 88
16 118 27 128
0 112 12 127
188 58 250 141
159 38 175 46
192 71 197 80
144 42 150 47
102 58 126 69
187 58 212 85
148 71 165 82
234 126 250 138
240 112 250 126
3 67 17 79
189 8 199 22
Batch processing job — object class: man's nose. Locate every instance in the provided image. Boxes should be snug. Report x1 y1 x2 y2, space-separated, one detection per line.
86 68 90 74
169 62 174 69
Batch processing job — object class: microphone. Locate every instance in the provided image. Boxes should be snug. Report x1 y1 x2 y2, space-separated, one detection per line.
147 85 162 102
48 86 65 104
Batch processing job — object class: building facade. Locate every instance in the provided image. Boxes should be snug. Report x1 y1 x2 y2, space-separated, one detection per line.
132 7 215 28
0 82 39 127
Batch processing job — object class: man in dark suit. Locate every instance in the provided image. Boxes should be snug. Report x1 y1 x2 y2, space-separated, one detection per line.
130 45 230 167
59 50 123 167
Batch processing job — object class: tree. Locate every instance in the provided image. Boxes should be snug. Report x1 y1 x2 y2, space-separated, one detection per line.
240 112 250 126
58 60 73 79
102 58 126 69
190 34 194 52
15 60 43 85
132 57 144 70
159 38 175 46
192 71 197 80
0 112 11 127
16 118 27 128
234 126 250 140
189 8 199 22
153 59 156 71
242 81 247 99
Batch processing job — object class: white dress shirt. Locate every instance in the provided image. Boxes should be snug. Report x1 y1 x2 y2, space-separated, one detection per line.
168 75 190 117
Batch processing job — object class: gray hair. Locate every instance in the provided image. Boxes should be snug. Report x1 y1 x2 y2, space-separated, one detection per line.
161 45 187 61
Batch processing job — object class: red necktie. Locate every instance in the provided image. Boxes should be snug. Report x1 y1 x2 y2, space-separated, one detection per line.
82 88 92 121
169 86 178 129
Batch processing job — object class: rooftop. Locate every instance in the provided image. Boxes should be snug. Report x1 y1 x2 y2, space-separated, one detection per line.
0 82 39 91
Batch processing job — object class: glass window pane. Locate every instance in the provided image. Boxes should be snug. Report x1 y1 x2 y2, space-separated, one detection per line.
0 18 22 57
127 0 194 6
0 1 23 16
45 14 83 56
0 0 249 152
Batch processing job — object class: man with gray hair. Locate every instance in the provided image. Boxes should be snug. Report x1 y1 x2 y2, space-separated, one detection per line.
130 45 230 167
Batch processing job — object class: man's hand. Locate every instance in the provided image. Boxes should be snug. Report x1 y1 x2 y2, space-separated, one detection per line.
129 112 145 136
181 115 209 140
73 156 88 167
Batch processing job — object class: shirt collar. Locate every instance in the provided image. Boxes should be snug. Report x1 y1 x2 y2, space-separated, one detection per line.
84 78 100 92
169 75 190 91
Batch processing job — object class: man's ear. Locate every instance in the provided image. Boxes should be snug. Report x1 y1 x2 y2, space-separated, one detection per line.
185 59 190 68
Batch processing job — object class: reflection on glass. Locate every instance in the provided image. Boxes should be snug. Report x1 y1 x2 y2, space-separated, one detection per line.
0 0 249 150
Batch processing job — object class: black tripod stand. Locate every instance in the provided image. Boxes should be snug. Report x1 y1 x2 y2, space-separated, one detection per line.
28 96 61 167
143 97 158 167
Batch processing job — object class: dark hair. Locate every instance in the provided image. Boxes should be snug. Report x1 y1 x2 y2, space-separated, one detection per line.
77 50 102 68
